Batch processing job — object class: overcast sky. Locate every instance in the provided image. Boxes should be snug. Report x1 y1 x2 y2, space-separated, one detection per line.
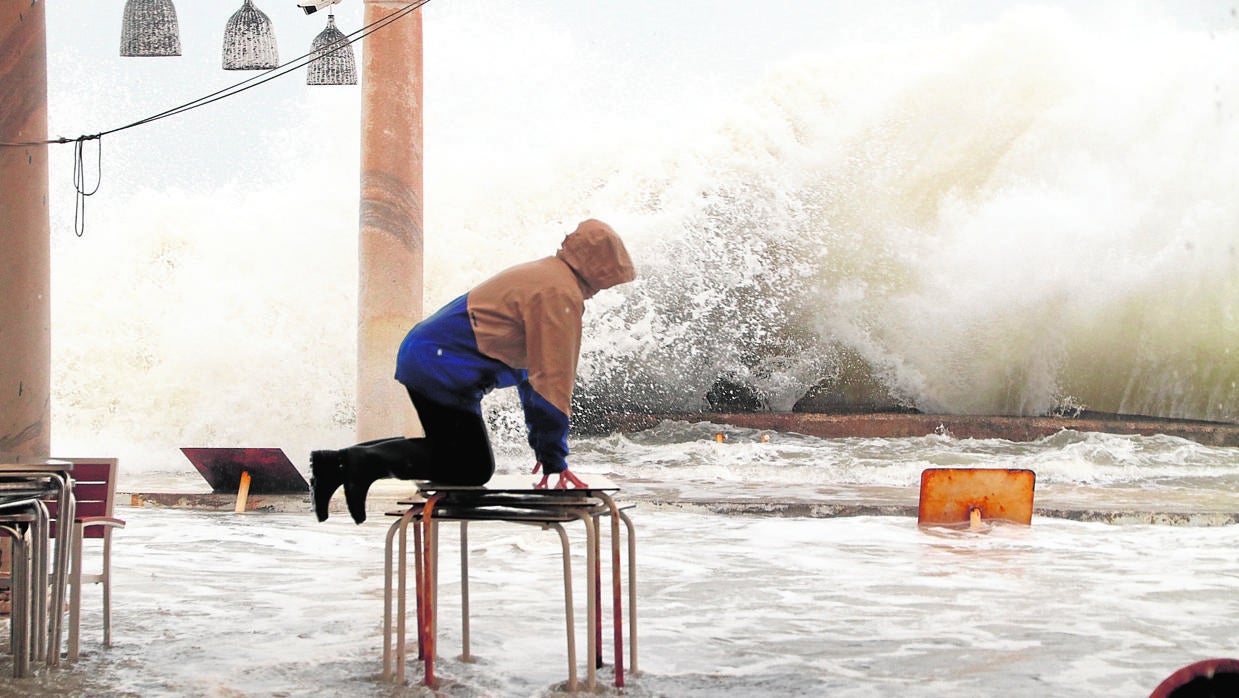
41 2 1237 192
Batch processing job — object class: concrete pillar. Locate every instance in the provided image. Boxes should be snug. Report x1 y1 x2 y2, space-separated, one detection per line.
357 0 423 440
0 0 51 459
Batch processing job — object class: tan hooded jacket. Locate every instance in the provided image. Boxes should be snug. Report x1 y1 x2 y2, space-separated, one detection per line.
466 219 636 417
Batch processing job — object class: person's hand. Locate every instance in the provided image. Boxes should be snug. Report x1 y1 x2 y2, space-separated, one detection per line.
532 462 589 489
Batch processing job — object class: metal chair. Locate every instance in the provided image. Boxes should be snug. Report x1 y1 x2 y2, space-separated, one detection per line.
49 458 125 661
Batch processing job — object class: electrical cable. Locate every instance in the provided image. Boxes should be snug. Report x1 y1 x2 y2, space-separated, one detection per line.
0 0 430 236
0 0 428 148
100 0 430 139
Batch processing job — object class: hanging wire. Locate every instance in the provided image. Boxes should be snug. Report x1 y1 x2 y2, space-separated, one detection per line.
98 0 428 139
72 135 103 237
0 0 431 235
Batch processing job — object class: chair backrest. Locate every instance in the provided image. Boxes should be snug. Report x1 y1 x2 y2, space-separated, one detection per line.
45 458 119 540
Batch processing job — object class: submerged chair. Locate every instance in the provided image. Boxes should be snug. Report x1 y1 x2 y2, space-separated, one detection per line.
49 458 126 661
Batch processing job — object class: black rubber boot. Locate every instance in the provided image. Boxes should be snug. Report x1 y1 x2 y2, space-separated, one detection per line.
340 438 433 524
309 450 344 522
342 453 384 525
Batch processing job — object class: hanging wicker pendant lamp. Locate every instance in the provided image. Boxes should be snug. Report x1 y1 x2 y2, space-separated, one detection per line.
307 14 358 86
222 0 280 71
120 0 182 57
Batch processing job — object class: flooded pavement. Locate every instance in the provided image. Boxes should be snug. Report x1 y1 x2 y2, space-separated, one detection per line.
6 427 1239 696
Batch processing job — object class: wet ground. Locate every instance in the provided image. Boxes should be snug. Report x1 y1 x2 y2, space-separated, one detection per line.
6 427 1239 695
3 484 1237 696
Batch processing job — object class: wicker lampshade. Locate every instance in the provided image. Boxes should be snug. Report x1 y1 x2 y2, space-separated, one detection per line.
120 0 182 57
222 0 279 71
306 15 358 86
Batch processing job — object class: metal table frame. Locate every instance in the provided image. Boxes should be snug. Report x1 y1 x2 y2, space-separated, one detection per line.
381 475 637 691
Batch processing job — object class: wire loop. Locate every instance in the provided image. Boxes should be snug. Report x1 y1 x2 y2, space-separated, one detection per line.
72 135 103 237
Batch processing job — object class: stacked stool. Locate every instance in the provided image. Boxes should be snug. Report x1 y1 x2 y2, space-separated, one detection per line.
382 474 637 691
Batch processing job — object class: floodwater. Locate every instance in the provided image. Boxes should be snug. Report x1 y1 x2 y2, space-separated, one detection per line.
5 424 1239 697
28 2 1239 695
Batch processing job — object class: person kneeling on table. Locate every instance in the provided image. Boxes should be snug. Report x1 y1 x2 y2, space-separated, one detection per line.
310 219 637 524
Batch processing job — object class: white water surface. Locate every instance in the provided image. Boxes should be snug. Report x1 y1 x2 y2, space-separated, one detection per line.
5 500 1238 697
6 427 1239 696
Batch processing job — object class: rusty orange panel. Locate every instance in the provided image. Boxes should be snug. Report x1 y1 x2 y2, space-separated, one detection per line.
917 468 1035 526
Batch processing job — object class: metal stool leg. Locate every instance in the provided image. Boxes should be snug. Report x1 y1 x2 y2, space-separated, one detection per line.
570 510 598 690
598 493 628 685
593 520 603 669
398 507 424 684
45 473 73 667
396 511 412 684
383 511 408 680
459 521 470 662
382 516 399 679
419 495 443 688
30 501 48 665
547 522 577 691
412 517 424 661
1 522 31 678
620 509 639 674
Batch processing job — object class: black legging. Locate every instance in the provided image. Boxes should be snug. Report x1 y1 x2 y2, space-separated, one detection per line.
341 388 495 486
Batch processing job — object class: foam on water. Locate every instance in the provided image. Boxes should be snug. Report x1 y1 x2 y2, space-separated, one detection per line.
41 2 1239 473
9 506 1237 697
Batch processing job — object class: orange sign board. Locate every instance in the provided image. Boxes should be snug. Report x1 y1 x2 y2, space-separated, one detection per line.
917 468 1036 527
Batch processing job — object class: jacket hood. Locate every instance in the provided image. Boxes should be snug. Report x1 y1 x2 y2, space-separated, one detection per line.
556 219 636 297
